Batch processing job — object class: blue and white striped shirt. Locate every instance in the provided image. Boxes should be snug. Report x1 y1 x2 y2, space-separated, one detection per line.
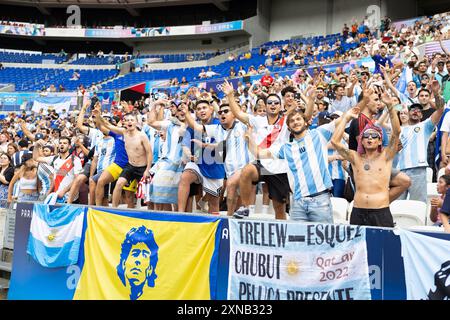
161 121 184 164
328 140 347 181
271 123 335 200
204 122 250 177
37 162 54 197
87 127 104 149
397 118 435 170
94 136 115 173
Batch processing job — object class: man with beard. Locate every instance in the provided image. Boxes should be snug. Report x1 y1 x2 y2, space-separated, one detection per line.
34 136 83 203
223 80 314 219
396 80 444 203
245 105 344 223
331 91 401 227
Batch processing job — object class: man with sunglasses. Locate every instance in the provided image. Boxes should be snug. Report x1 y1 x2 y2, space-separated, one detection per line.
396 81 445 203
347 88 411 202
222 80 314 219
331 92 401 227
184 103 249 216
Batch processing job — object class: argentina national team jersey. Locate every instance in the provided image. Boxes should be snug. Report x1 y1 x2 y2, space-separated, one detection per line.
397 118 435 170
328 140 347 181
95 136 116 173
88 127 104 149
160 121 184 164
142 123 157 154
37 162 54 196
204 122 250 177
270 122 335 200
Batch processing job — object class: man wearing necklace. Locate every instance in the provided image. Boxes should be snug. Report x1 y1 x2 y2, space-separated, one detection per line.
331 91 401 227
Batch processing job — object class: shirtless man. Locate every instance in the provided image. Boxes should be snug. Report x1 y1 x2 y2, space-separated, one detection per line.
92 109 153 208
331 91 400 227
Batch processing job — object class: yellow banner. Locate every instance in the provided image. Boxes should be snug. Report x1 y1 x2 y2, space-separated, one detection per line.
74 209 220 300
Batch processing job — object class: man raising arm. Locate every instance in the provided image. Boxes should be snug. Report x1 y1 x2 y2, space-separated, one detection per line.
331 91 401 227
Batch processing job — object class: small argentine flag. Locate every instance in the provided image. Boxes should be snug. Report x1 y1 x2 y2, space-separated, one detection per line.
27 204 85 268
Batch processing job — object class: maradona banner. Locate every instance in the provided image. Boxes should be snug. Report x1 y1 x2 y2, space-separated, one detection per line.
8 204 224 300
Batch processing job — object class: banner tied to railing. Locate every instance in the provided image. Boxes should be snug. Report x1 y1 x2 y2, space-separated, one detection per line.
228 220 371 300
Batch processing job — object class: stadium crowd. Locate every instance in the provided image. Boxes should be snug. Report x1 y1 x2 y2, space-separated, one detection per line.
0 13 450 232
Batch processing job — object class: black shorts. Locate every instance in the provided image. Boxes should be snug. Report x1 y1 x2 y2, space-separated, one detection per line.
252 161 290 204
350 207 394 228
82 162 92 178
119 163 147 184
189 183 200 197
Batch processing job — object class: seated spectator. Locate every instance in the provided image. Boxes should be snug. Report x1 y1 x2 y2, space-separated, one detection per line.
205 67 218 78
47 84 57 93
70 70 80 81
247 66 257 76
430 175 450 227
260 70 274 88
198 68 207 79
229 67 236 78
238 66 246 77
180 76 189 86
438 181 450 233
228 53 236 62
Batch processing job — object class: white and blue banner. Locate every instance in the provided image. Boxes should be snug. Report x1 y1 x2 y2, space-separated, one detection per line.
27 204 85 268
228 221 371 300
32 96 72 114
397 229 450 300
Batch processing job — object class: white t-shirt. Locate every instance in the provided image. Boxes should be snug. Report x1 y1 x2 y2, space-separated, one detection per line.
439 110 450 133
248 114 289 174
43 155 83 194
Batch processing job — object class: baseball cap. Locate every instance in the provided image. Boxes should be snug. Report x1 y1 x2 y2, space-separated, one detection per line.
18 139 29 148
408 103 423 111
21 152 33 163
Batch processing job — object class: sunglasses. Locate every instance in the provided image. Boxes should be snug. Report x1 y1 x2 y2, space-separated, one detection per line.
267 100 280 105
362 132 381 139
218 109 230 115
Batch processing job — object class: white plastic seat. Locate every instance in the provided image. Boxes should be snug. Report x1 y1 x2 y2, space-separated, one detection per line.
347 200 354 221
330 197 349 224
251 213 276 220
390 200 427 228
438 167 446 179
427 183 439 197
426 167 433 183
426 183 441 226
253 192 274 215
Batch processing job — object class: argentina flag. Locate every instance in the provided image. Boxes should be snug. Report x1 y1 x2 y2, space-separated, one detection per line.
27 204 85 268
396 229 450 300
